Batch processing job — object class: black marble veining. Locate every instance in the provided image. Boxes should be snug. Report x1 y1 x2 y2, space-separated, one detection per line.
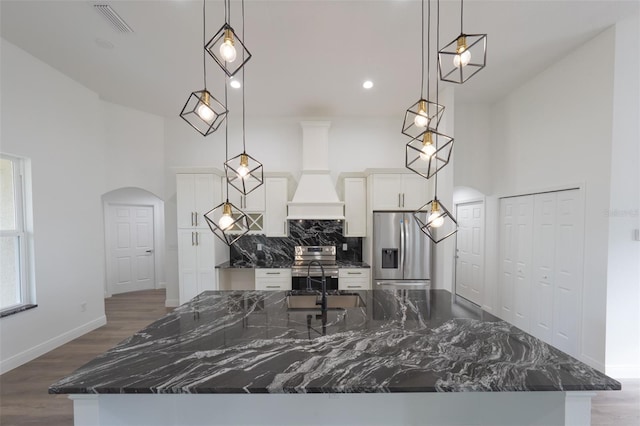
50 290 619 395
230 220 363 266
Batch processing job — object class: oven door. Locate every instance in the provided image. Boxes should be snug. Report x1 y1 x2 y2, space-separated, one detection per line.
291 271 339 291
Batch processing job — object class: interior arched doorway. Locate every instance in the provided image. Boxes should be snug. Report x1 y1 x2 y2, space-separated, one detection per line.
102 187 166 297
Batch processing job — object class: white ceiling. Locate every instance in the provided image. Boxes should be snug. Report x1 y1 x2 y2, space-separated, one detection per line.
1 0 637 119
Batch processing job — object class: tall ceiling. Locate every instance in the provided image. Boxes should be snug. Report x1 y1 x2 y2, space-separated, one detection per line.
1 0 637 119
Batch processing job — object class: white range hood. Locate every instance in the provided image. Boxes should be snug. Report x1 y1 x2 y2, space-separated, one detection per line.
287 121 344 220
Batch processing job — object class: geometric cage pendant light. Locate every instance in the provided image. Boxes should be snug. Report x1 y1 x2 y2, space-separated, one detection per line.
205 0 252 78
405 129 454 180
204 77 250 246
180 0 228 136
413 0 457 244
223 0 263 196
413 195 458 244
401 0 444 140
438 0 487 84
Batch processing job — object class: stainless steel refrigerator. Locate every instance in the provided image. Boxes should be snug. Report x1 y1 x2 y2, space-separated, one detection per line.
373 211 432 286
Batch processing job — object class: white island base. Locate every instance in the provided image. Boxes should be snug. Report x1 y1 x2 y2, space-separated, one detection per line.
70 391 596 426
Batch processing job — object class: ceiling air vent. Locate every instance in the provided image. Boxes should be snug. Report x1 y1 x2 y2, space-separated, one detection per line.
94 4 134 33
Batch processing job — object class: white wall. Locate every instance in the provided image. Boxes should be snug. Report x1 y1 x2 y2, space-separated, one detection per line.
0 39 107 373
489 28 616 371
453 104 492 195
103 101 165 198
605 14 640 378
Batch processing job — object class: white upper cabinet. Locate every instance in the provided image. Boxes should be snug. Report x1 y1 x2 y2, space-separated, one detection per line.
264 177 289 237
224 184 265 212
343 177 366 237
370 173 431 211
177 174 220 229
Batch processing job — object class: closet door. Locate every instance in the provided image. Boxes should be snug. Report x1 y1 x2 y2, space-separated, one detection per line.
531 193 557 343
512 196 534 331
499 198 516 322
552 190 584 356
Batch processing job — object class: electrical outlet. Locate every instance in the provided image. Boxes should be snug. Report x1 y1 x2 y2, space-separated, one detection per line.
80 302 87 312
342 243 348 251
257 243 263 251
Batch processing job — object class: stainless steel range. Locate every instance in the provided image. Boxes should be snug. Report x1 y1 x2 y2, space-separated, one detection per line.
291 245 339 291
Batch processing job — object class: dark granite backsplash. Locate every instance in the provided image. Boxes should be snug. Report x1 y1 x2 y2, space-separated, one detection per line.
230 220 362 263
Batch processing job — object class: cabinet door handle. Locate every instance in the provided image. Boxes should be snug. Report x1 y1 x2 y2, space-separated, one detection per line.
194 212 198 227
191 232 195 246
191 212 195 227
402 193 405 207
398 193 401 208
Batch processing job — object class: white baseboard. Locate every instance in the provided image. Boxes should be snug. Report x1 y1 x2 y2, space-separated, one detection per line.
0 315 107 374
605 364 640 379
165 298 179 308
580 353 606 374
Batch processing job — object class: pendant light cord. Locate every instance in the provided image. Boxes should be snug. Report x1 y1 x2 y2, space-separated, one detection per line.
202 0 207 90
225 0 230 25
426 0 431 100
241 0 246 153
460 0 464 34
224 73 229 201
434 0 439 198
420 0 425 98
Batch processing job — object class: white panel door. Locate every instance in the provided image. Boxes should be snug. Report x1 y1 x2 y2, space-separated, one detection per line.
499 198 516 322
109 205 155 295
177 174 216 229
512 196 534 331
552 190 584 356
531 193 557 343
455 201 484 306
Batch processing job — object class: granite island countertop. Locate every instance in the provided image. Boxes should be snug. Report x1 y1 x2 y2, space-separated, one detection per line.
49 289 619 395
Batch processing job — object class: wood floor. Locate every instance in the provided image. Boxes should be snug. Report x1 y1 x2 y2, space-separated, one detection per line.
0 289 171 426
1 289 638 426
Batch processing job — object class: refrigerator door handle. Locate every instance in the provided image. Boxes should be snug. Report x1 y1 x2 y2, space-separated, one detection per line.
400 218 405 275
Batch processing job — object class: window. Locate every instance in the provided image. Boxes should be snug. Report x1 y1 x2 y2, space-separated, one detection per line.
1 154 34 315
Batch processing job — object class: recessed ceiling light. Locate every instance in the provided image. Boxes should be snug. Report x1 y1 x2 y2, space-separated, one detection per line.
363 80 374 89
230 79 241 89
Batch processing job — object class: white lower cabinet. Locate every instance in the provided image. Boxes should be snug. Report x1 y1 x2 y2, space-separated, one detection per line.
338 268 371 290
498 189 584 358
255 269 292 291
178 229 216 304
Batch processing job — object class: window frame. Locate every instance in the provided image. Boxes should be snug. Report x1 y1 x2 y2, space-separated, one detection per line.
1 153 34 316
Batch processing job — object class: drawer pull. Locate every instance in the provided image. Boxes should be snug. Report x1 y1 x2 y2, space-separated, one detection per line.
266 285 280 289
347 272 362 275
266 272 280 275
347 285 361 289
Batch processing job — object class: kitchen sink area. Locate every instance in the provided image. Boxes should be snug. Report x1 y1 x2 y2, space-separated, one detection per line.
286 292 364 310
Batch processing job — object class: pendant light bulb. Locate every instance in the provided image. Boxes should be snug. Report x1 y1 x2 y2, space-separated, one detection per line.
218 203 234 230
428 201 445 228
414 101 430 128
236 154 250 180
419 132 437 161
220 29 237 63
453 36 471 68
195 92 216 123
